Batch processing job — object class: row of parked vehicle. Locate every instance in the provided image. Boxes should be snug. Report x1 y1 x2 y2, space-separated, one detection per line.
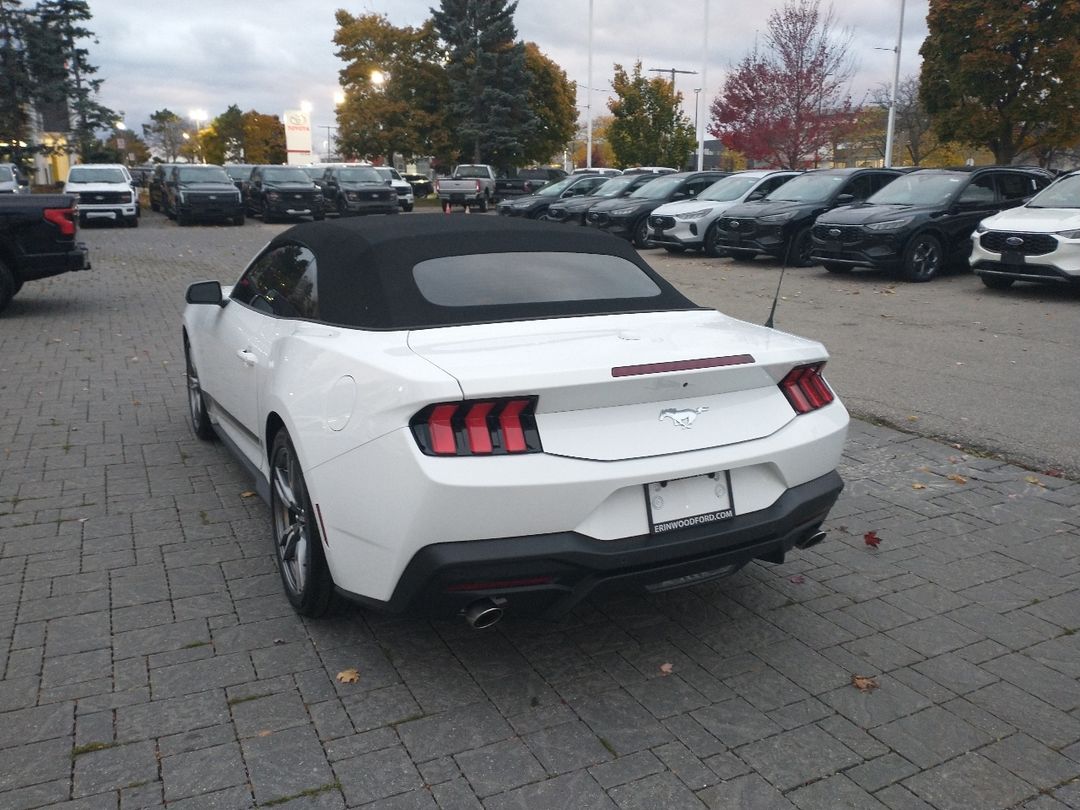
144 162 417 225
498 163 1077 288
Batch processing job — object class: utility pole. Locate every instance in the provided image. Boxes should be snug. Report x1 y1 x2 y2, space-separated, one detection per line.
884 0 906 167
649 67 698 88
587 0 593 168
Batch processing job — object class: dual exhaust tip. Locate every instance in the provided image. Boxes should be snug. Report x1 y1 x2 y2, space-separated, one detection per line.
796 530 828 550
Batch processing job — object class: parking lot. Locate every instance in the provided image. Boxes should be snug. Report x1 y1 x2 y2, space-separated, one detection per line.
0 211 1078 809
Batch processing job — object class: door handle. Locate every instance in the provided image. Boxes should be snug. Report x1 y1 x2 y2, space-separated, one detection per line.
236 349 257 367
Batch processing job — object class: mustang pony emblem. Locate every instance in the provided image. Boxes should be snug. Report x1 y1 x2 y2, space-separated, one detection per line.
659 407 709 429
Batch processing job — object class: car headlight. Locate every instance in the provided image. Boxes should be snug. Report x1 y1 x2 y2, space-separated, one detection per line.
675 208 712 221
1056 228 1080 239
865 217 913 231
610 206 637 217
759 211 794 223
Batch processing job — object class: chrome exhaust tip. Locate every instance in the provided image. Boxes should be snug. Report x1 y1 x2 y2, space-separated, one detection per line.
463 598 504 630
796 530 827 550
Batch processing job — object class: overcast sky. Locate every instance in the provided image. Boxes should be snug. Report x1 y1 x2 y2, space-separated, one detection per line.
89 0 929 144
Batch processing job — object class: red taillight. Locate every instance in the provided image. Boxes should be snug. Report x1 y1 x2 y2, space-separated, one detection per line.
434 179 441 193
780 363 834 414
474 180 481 193
44 207 76 237
411 397 541 456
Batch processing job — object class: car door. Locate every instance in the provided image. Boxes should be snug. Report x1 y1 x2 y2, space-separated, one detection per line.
198 245 317 464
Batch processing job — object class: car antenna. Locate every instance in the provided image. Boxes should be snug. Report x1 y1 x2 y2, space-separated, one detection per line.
764 236 796 329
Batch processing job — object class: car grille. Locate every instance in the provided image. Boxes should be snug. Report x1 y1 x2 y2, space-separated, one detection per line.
393 187 409 198
980 231 1058 256
83 191 130 204
720 217 755 236
812 224 863 244
587 212 610 225
650 215 676 230
189 192 236 203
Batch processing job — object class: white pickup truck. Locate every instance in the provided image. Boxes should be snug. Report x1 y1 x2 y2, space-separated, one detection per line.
435 164 498 212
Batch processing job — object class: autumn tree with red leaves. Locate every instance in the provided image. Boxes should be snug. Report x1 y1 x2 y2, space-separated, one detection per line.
708 0 855 168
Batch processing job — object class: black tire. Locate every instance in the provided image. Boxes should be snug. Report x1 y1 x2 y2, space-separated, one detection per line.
184 338 216 441
269 430 334 617
176 211 190 227
261 205 275 224
313 211 325 221
632 217 651 248
233 211 245 226
402 203 414 212
703 222 725 258
901 232 944 282
788 227 814 267
663 245 687 254
336 197 350 218
150 199 160 212
981 274 1015 290
478 195 489 213
823 262 851 274
0 258 16 314
127 216 139 228
729 248 757 261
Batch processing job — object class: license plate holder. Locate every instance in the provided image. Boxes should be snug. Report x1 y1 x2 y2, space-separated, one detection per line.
646 471 734 534
1002 250 1026 266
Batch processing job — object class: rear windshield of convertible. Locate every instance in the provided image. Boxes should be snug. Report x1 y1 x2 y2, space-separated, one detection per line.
413 252 662 307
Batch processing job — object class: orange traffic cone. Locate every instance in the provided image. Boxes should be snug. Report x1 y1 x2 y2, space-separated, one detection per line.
443 201 450 214
464 205 470 214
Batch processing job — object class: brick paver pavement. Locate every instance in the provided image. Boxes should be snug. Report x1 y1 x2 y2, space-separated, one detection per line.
0 216 1077 808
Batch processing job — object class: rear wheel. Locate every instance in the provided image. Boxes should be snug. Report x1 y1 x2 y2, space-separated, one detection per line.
901 233 944 282
478 195 489 213
981 274 1015 290
269 430 334 617
0 258 16 314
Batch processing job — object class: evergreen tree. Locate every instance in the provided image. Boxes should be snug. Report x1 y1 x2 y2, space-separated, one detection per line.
431 0 534 169
0 0 34 164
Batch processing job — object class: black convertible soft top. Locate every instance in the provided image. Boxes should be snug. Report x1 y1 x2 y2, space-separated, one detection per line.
270 215 699 329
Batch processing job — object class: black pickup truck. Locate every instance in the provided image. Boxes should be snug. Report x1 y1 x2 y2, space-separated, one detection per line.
0 194 90 313
494 167 567 199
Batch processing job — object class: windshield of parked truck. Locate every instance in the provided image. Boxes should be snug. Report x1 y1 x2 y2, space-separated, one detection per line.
224 166 252 180
338 168 382 183
453 166 491 179
67 167 128 184
177 167 232 183
262 167 313 183
1026 173 1080 209
868 173 965 206
765 172 846 203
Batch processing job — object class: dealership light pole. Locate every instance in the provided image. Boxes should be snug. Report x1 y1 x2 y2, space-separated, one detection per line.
883 0 906 167
586 0 593 168
698 0 709 171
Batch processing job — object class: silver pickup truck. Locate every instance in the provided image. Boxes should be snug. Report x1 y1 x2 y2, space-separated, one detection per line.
435 164 498 212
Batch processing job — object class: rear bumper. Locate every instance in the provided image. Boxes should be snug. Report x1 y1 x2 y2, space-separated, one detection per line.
337 469 843 619
19 243 91 280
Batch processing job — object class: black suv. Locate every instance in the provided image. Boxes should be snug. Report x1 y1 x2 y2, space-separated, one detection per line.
810 166 1054 282
246 165 325 223
716 168 903 265
546 173 664 225
586 171 729 247
166 164 245 226
317 165 398 217
496 174 609 219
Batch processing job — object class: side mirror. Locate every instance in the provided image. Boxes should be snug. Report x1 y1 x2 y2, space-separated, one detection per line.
186 280 226 307
746 190 766 201
836 193 856 204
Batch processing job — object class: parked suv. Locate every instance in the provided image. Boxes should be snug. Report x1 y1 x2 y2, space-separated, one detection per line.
246 165 325 223
586 171 729 247
318 165 398 216
546 172 662 225
0 162 30 194
811 166 1052 282
166 164 245 226
715 168 902 266
970 169 1080 289
496 174 609 219
64 164 140 227
649 170 800 256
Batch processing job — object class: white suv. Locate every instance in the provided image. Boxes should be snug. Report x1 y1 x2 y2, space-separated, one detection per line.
64 164 140 227
649 170 800 255
372 166 414 212
971 169 1080 289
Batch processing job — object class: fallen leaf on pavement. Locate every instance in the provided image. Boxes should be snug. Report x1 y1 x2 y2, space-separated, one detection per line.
851 675 879 692
659 663 674 676
257 730 272 737
240 490 257 498
906 415 919 422
912 483 927 490
1024 475 1045 488
1045 468 1064 478
864 531 881 548
336 668 360 684
789 575 806 584
946 474 967 485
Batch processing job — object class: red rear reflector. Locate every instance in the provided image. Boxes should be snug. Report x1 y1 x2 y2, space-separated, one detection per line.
465 402 496 454
429 404 458 455
447 576 554 592
44 207 76 237
612 354 754 377
498 399 528 452
780 363 834 414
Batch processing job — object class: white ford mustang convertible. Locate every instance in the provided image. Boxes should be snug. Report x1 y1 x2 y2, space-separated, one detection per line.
182 216 848 627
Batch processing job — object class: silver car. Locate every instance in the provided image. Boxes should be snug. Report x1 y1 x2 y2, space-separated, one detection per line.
0 163 30 194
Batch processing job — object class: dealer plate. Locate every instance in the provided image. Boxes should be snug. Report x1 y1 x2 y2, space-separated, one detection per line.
646 471 734 534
